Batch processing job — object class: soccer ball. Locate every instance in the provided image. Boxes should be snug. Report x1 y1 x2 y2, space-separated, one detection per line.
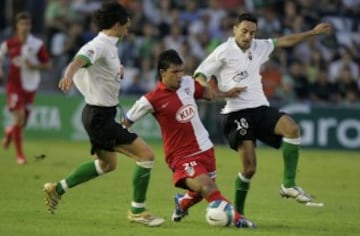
205 200 234 227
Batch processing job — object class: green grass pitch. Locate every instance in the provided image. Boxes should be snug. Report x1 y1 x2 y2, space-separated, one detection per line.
0 140 359 236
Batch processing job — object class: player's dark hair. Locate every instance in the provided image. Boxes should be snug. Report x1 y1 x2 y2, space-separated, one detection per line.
15 12 31 24
93 1 130 30
157 49 183 79
236 13 258 25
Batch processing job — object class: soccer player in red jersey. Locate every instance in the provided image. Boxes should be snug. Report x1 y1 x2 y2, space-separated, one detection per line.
0 12 50 164
124 49 254 228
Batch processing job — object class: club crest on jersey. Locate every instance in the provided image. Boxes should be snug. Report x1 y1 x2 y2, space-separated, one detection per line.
184 88 190 95
232 71 248 82
176 104 195 123
85 49 95 60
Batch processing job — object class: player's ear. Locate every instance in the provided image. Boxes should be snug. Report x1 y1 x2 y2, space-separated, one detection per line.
232 24 238 35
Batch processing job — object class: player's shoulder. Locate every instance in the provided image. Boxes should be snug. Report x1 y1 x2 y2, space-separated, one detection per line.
215 38 233 52
3 37 18 46
251 38 274 50
182 75 194 83
144 85 161 101
212 37 237 58
27 35 45 48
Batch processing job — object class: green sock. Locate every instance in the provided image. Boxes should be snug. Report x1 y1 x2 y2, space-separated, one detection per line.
282 141 299 188
131 163 152 214
56 160 103 195
235 173 250 215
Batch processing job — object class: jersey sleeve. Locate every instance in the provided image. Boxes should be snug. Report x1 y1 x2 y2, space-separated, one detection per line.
194 47 222 80
257 39 275 64
37 44 50 63
126 96 154 123
75 42 103 67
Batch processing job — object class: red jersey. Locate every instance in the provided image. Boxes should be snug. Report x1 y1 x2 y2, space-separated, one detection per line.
126 76 213 167
0 34 49 91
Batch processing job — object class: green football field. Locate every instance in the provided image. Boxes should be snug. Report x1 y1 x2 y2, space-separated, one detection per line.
0 140 359 236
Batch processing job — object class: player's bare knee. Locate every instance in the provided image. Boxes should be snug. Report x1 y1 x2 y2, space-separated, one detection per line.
242 167 256 178
98 159 117 172
286 123 300 137
139 148 155 162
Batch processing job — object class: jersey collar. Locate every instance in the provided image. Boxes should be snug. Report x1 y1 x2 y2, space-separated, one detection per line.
230 37 251 54
157 80 175 91
98 32 119 45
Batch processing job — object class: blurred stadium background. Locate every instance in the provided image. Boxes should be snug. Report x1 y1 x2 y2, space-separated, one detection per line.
0 0 359 150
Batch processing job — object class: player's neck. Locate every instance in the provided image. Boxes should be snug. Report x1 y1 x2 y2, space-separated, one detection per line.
235 40 249 53
17 33 28 43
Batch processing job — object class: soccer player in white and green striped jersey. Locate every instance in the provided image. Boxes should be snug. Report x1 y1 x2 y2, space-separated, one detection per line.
194 13 332 222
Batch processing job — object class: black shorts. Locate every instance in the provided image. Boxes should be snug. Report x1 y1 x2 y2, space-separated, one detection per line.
82 104 137 154
222 106 285 151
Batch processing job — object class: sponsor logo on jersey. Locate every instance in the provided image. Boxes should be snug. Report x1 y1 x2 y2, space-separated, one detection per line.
176 104 195 123
232 71 248 82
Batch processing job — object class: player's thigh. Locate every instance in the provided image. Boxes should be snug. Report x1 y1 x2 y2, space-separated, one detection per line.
274 115 299 137
255 106 284 148
221 111 255 151
23 90 36 111
6 87 25 111
173 154 214 189
114 136 153 162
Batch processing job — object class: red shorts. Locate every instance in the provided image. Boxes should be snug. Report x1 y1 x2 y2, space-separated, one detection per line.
6 85 35 111
171 148 216 189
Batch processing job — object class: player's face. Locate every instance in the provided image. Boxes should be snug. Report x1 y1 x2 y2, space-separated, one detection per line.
233 20 256 50
117 18 131 39
161 64 184 90
16 19 31 36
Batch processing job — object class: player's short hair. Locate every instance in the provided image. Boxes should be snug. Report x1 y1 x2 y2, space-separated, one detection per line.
157 49 183 79
15 12 31 24
93 1 130 30
236 13 258 25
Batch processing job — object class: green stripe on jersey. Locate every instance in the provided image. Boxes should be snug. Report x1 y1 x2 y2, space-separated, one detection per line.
75 55 92 67
271 38 278 48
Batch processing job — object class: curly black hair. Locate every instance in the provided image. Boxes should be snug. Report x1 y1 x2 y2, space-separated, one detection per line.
93 1 130 30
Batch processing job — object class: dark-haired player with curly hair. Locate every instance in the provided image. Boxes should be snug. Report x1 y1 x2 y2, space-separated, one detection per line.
43 1 164 226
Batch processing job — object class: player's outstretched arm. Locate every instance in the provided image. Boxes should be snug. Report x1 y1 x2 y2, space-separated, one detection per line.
196 75 246 101
276 23 332 48
58 57 87 93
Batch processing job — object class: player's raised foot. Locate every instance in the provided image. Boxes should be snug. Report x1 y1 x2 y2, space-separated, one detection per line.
43 182 61 214
280 184 313 203
16 155 27 165
2 127 13 149
128 210 165 226
171 193 188 222
235 216 256 228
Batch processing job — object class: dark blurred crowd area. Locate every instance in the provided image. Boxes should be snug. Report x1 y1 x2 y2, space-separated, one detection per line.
0 0 359 107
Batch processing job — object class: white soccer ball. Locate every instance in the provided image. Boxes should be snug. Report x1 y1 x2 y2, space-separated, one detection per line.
205 200 234 227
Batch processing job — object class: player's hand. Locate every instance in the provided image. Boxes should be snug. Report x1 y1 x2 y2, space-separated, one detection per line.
224 86 247 98
24 59 37 70
58 76 73 92
119 65 124 79
312 23 332 35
